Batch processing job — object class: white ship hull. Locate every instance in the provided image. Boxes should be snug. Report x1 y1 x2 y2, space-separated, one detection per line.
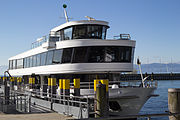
109 87 155 116
80 87 156 116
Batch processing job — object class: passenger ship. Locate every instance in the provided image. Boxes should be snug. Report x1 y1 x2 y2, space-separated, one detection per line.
8 6 156 116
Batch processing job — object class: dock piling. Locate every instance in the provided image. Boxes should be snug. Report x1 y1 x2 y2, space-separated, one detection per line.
94 80 109 118
168 88 180 120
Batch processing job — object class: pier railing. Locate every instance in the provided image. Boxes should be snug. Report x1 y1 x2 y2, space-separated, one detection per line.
23 90 91 118
0 90 31 113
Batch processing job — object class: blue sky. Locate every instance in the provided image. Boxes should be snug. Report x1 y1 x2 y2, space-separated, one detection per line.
0 0 180 65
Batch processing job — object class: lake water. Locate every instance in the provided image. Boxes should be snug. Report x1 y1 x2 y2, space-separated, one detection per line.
139 80 180 120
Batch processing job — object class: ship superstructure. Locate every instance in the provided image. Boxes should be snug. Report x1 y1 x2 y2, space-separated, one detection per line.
8 20 135 76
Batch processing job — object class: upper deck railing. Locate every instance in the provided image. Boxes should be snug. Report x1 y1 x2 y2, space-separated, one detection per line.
31 34 132 49
31 36 47 49
114 34 131 40
31 34 61 49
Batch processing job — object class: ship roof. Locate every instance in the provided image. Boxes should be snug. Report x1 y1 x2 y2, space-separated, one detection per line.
50 20 109 32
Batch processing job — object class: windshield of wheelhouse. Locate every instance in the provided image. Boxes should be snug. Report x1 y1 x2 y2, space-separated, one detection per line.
73 25 107 39
56 25 108 40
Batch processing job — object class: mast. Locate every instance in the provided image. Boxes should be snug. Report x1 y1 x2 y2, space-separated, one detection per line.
63 4 69 22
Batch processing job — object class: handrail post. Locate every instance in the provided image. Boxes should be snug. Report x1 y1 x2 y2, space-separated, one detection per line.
87 96 89 118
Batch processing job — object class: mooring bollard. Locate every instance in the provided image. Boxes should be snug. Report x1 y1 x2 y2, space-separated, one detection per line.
168 88 180 120
10 77 15 90
17 77 22 91
29 77 33 89
74 78 80 106
59 79 63 103
74 78 80 96
32 77 35 89
51 78 56 96
63 79 70 105
50 78 56 110
0 77 2 85
95 81 109 118
48 78 51 97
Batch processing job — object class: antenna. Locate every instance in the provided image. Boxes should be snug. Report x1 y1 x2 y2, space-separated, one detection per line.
63 4 69 22
85 16 95 21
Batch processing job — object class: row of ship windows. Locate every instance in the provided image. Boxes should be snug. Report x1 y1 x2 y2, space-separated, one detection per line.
9 46 134 70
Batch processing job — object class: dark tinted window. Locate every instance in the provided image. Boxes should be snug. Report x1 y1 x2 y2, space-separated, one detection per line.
86 25 102 39
71 46 132 63
41 52 47 66
125 48 131 62
73 25 107 39
119 47 132 62
46 50 54 65
53 49 62 64
104 47 119 62
72 47 88 63
17 46 133 69
62 48 73 63
102 26 107 40
60 30 64 40
88 47 105 62
73 25 87 39
131 48 135 63
36 54 41 66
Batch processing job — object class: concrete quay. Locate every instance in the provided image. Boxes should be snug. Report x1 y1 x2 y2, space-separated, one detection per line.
0 112 72 120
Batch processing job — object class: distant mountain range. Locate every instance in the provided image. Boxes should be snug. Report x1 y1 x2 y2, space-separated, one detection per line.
134 63 180 73
1 63 180 75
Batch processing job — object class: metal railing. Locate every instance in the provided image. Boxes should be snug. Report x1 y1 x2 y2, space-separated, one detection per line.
23 90 91 118
71 80 158 89
31 34 61 49
113 34 131 40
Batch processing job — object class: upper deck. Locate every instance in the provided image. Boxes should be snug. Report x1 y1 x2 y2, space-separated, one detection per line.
32 20 109 49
